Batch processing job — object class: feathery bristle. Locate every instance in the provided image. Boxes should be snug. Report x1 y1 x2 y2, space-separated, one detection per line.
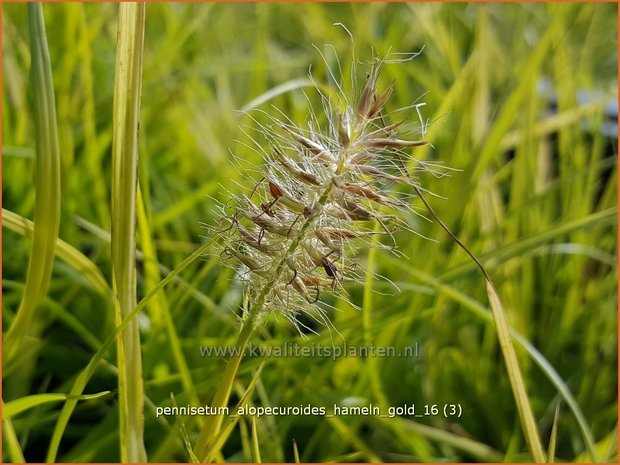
216 52 440 330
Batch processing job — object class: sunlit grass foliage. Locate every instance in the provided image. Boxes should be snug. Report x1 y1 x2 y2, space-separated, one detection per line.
2 3 617 462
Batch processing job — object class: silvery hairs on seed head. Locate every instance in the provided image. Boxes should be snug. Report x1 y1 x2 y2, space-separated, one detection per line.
210 34 450 337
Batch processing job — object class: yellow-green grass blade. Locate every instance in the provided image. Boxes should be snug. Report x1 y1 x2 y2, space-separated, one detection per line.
413 183 546 461
251 416 262 463
4 3 61 365
3 208 109 297
3 402 25 463
439 207 617 281
324 415 382 463
547 401 561 462
388 259 599 461
73 214 223 316
151 180 219 229
239 417 252 462
499 96 615 153
362 219 388 404
386 417 503 462
178 419 201 464
361 216 433 460
3 280 101 364
574 429 618 463
63 391 169 463
169 393 200 463
485 281 546 462
239 78 325 112
292 439 301 463
194 294 257 460
4 391 110 419
46 237 216 462
110 2 146 462
471 13 560 181
137 186 201 411
202 363 265 462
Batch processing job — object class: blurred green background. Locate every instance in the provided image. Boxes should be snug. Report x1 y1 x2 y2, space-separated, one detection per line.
2 2 617 462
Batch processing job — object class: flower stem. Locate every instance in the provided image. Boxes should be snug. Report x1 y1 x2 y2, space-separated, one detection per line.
196 183 335 462
195 303 259 461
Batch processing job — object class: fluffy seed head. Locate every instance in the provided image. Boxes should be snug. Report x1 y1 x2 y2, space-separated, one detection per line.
217 53 440 333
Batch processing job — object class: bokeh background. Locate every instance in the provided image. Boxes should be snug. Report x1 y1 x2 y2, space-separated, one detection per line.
3 3 617 462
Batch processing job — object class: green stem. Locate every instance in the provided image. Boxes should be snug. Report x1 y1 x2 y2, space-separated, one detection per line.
195 307 258 460
195 184 335 462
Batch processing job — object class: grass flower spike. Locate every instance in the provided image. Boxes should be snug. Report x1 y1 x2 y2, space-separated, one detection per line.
218 55 434 332
197 52 435 460
204 51 547 463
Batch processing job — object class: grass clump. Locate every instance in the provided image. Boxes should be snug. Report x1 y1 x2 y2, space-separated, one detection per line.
2 3 616 463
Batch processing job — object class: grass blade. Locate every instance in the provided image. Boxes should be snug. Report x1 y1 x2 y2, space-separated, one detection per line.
251 416 262 463
439 208 617 281
3 208 109 297
292 439 301 463
194 295 257 460
110 3 146 461
4 391 110 419
137 187 201 408
390 417 503 462
45 237 215 462
202 363 265 462
388 257 600 461
239 78 315 112
485 281 546 461
73 214 222 315
3 403 26 463
169 393 200 463
4 3 61 365
413 184 546 462
547 401 561 462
